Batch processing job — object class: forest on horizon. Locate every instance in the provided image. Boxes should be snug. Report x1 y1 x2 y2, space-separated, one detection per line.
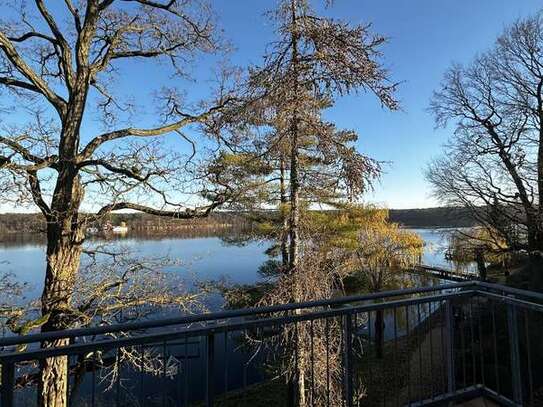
0 206 477 234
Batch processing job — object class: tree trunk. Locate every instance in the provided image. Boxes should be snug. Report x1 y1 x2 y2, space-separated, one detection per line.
38 170 84 407
280 154 289 269
288 0 300 277
288 128 299 274
284 1 307 404
474 248 487 281
39 237 82 407
526 221 543 265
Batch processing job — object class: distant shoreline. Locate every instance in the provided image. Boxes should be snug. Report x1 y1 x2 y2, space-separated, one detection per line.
0 207 477 235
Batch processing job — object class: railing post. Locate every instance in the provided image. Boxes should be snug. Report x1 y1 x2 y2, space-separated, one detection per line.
445 299 455 393
344 313 354 407
1 362 15 407
205 332 215 407
507 303 522 404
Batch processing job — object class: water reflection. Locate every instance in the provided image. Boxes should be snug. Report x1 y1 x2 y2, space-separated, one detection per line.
411 228 479 275
0 228 466 306
0 230 269 306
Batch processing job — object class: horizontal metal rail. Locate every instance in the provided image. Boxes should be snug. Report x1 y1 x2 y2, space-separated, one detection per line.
476 280 543 301
0 281 475 347
1 280 537 407
0 290 475 364
413 264 478 282
2 280 537 350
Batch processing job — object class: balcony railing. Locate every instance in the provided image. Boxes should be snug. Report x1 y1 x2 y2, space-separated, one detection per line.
0 281 540 406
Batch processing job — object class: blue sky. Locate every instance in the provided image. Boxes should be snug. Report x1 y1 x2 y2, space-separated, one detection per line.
2 1 543 212
211 0 543 208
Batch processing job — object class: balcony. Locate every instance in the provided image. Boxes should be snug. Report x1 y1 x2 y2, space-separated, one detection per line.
0 281 538 406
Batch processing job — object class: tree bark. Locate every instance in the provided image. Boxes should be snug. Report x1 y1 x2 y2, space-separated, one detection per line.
474 248 487 281
38 77 87 406
280 154 289 269
288 123 300 275
39 217 84 407
287 2 306 404
288 0 300 278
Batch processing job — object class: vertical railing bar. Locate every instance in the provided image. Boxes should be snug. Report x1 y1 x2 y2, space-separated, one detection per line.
468 299 476 385
184 336 189 407
440 300 446 395
460 303 467 389
205 332 215 407
242 329 248 406
325 317 330 407
1 362 15 407
286 318 294 407
294 322 299 407
344 313 353 407
139 345 145 407
445 299 455 393
368 310 373 404
491 301 500 394
405 305 411 406
92 352 96 407
339 316 344 407
67 337 76 407
162 340 167 407
476 297 485 386
416 303 423 402
115 348 121 407
524 308 534 406
353 311 358 405
394 306 399 407
224 330 228 394
310 319 315 407
382 309 386 407
507 302 522 404
383 313 386 405
67 354 72 407
428 302 434 400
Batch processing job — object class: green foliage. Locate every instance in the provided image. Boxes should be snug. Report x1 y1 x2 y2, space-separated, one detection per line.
304 204 424 292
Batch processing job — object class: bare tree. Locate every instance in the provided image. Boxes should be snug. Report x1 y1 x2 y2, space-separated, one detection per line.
0 1 235 405
1 246 203 404
428 13 543 265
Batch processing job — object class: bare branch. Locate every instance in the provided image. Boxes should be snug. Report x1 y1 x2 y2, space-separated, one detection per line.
0 32 67 114
63 0 83 33
27 169 51 216
80 102 230 158
95 191 229 218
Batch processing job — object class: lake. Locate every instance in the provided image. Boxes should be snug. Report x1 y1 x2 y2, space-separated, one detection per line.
412 227 479 274
0 227 471 309
0 228 469 405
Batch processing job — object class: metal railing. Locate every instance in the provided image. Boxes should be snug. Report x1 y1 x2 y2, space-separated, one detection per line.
0 281 540 406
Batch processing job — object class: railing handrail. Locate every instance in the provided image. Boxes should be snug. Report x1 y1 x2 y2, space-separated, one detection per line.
0 281 475 348
1 280 540 350
0 289 476 363
476 280 543 301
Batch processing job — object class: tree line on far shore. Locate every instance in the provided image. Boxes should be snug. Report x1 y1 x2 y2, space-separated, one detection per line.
0 206 479 235
0 212 250 234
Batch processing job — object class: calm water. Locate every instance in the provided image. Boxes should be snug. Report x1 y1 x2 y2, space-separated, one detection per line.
0 228 470 307
0 228 465 405
412 227 479 274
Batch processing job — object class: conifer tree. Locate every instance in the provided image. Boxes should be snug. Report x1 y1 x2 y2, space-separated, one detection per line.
214 1 399 403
